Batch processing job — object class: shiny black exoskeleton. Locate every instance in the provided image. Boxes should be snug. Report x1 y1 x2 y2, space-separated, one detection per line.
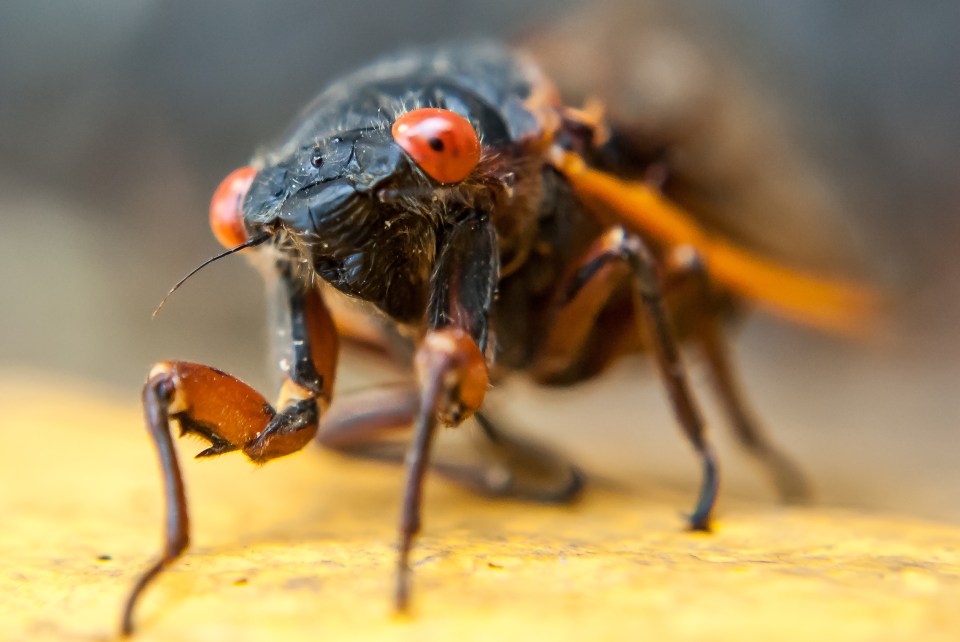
242 44 549 326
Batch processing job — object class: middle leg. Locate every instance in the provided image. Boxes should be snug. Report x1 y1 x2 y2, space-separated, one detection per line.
318 385 583 503
532 226 719 531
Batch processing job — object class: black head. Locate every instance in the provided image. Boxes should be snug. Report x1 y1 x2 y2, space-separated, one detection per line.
229 44 541 324
246 120 486 323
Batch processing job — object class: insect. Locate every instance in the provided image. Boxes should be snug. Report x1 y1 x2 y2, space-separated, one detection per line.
120 42 873 634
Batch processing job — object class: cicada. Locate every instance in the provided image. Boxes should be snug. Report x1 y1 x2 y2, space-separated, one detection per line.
121 42 872 634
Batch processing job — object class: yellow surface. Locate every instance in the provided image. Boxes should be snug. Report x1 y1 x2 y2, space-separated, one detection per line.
2 376 960 642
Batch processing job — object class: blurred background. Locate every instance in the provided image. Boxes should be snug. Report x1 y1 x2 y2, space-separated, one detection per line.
0 1 957 520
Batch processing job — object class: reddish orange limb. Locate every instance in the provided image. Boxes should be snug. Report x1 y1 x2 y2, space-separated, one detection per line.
531 229 633 382
528 226 718 530
415 327 489 425
124 283 338 634
396 327 489 611
122 360 323 635
317 385 583 503
552 150 877 335
664 245 810 503
302 287 339 405
147 362 273 453
145 361 320 464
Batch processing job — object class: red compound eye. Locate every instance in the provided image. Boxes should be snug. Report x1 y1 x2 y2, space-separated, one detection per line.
391 108 481 184
209 166 256 248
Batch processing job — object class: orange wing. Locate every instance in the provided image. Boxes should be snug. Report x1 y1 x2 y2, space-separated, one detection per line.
554 151 877 335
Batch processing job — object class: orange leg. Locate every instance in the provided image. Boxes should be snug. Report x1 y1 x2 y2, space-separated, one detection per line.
121 278 338 636
124 211 497 625
532 226 719 531
393 210 500 611
394 328 487 610
664 246 810 503
319 385 583 503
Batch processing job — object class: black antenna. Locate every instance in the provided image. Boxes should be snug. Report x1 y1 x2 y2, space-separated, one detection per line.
152 232 271 319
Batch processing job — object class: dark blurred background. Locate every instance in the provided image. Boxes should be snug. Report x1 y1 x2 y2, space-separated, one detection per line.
1 1 957 519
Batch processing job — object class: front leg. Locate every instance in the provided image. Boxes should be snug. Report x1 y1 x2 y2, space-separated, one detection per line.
120 276 338 635
395 210 498 611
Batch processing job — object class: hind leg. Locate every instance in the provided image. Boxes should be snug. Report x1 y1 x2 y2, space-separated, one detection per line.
665 246 810 503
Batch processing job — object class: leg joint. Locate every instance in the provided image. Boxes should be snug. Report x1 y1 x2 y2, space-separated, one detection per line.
563 226 663 304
